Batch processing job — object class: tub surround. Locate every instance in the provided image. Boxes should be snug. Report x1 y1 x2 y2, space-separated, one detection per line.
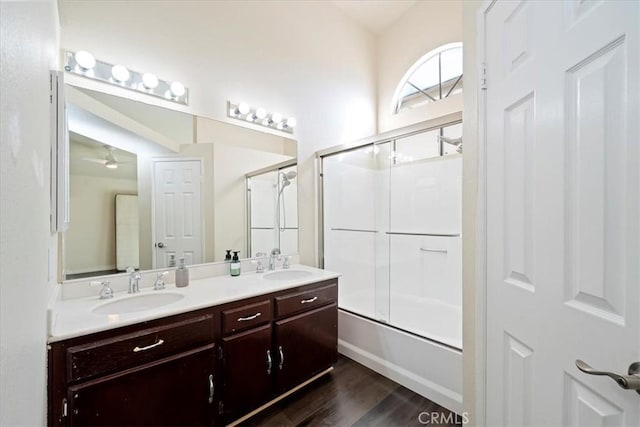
49 259 339 342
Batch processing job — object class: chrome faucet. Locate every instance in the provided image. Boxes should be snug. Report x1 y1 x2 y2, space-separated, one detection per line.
127 266 141 293
253 252 267 273
269 248 281 271
154 271 168 290
99 280 114 299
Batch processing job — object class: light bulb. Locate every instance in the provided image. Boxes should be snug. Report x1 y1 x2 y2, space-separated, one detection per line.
111 65 130 83
271 112 282 124
255 108 267 120
142 73 159 89
170 81 185 97
285 117 297 128
75 50 96 70
238 103 250 115
105 161 118 169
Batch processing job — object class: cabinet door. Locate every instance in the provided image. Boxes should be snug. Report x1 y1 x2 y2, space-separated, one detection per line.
274 303 337 394
222 324 272 421
67 345 215 427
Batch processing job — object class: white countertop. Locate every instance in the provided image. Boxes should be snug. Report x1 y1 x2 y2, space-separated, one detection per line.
49 264 340 343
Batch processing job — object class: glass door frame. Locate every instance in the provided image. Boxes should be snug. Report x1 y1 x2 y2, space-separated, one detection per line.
316 111 462 269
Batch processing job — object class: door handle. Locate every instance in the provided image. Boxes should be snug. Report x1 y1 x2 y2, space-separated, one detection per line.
208 374 214 403
278 345 284 370
266 350 272 375
156 242 165 248
420 247 448 254
575 360 640 394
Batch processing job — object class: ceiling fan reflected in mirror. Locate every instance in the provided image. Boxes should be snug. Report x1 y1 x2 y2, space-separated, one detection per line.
81 145 131 169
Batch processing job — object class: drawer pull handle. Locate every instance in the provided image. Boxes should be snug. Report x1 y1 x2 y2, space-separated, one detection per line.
208 374 214 403
301 296 318 304
266 350 272 375
237 312 261 322
279 345 284 370
133 338 164 352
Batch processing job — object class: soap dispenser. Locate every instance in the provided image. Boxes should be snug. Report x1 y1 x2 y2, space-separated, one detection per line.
176 257 189 287
225 250 232 262
230 251 241 277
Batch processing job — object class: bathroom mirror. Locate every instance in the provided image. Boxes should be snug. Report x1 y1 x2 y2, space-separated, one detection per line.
62 85 297 280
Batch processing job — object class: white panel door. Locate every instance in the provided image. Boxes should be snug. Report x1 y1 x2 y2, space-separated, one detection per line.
485 1 638 425
154 160 203 268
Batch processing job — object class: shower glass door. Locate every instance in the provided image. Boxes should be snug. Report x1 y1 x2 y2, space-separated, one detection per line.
322 122 463 349
248 164 298 257
323 144 390 321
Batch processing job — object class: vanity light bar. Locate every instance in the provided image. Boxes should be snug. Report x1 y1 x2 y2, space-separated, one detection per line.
227 101 296 134
63 50 189 105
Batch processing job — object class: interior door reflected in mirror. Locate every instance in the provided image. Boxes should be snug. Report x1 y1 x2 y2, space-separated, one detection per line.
62 85 297 281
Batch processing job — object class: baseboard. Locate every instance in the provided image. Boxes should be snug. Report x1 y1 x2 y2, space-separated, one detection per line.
338 339 463 414
226 367 333 427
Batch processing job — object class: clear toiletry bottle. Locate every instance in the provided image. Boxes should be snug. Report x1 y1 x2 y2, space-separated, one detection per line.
230 251 241 277
176 257 189 287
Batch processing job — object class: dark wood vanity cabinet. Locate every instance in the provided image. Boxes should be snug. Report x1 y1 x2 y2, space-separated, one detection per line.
49 310 219 427
67 345 216 427
220 281 338 423
48 279 338 427
274 303 338 394
221 325 273 419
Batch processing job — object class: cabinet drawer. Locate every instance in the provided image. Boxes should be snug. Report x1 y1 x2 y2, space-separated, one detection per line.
66 314 214 383
223 300 272 335
275 283 337 318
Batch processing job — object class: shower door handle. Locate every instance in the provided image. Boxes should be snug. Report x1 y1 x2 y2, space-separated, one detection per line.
575 360 640 394
420 248 447 254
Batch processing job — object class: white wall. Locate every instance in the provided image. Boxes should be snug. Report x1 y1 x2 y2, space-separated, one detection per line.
0 1 59 425
377 0 463 132
58 0 378 267
65 174 137 274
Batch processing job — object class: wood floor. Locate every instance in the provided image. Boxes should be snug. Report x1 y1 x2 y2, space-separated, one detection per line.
239 355 461 427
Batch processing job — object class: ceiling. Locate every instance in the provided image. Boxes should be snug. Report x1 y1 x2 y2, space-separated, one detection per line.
70 132 137 180
331 0 417 35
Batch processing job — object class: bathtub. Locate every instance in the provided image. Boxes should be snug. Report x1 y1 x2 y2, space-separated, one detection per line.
338 291 463 414
340 290 462 350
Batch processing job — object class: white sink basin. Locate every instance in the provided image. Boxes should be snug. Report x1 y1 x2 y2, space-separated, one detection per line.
263 270 313 281
92 292 184 315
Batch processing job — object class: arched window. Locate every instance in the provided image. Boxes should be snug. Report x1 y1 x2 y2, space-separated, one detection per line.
392 42 463 114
